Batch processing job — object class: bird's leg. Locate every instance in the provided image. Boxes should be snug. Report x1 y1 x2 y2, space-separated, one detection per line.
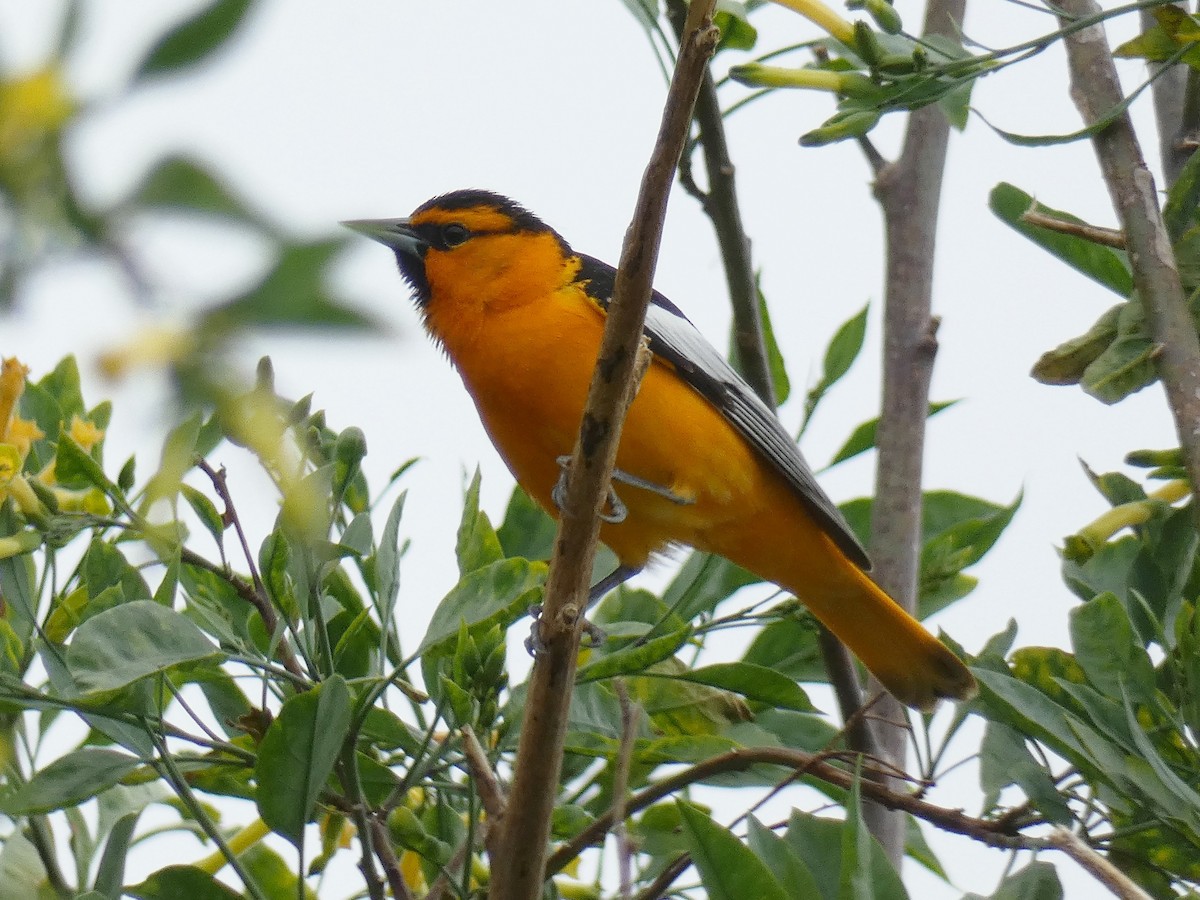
553 455 691 526
524 561 641 657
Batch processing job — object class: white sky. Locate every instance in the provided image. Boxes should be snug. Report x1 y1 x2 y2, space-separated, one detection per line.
0 0 1178 897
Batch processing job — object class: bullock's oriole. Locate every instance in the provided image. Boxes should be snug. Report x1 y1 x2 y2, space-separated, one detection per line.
346 190 976 711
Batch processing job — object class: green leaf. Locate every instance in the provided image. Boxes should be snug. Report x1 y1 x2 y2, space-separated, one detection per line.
729 279 790 404
239 843 317 899
1069 593 1155 700
663 552 762 621
575 628 692 682
255 674 352 846
677 801 790 900
989 183 1133 298
745 817 822 900
967 861 1062 900
828 401 958 467
130 156 259 225
92 810 141 898
742 616 826 684
979 722 1072 824
804 304 867 428
417 558 545 656
205 240 377 330
134 0 256 80
456 469 504 575
714 3 758 52
67 601 217 695
181 484 226 546
128 866 243 900
0 831 54 900
647 662 816 712
0 749 141 815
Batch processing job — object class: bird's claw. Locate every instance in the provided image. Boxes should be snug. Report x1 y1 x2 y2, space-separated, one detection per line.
553 455 690 525
523 602 607 656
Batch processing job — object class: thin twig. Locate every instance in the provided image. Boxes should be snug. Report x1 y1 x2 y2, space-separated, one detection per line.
1046 828 1154 900
633 852 692 900
487 8 721 899
613 681 639 900
461 725 507 819
193 461 307 680
1020 209 1126 247
1056 0 1200 503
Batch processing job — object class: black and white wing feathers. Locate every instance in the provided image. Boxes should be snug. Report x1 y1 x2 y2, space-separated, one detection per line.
575 253 871 570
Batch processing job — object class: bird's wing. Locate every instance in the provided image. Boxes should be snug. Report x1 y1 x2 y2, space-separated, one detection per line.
575 254 871 570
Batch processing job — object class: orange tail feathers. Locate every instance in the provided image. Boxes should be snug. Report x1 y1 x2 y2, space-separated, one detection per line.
796 561 977 712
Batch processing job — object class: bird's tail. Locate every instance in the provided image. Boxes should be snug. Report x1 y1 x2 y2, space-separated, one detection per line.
788 558 977 713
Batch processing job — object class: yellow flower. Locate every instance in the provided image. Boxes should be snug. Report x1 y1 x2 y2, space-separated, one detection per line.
0 67 74 162
6 416 45 460
98 326 195 380
68 415 104 453
0 357 30 440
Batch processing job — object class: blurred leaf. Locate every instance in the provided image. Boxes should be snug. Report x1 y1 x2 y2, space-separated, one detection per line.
0 749 140 815
804 304 867 429
129 156 259 225
989 183 1133 298
67 601 217 695
256 675 351 846
784 809 907 900
205 240 377 330
678 801 790 900
128 866 243 900
1164 134 1200 239
828 401 957 467
134 0 255 80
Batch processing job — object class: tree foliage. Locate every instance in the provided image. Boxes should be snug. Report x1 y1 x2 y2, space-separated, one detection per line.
3 1 1200 899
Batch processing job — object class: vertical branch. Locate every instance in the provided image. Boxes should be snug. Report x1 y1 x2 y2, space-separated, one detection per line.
1056 0 1200 498
1140 5 1196 187
487 8 720 900
867 0 966 865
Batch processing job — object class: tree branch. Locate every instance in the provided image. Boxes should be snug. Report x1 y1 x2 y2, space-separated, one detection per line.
487 8 720 899
866 0 966 865
544 744 1041 879
1056 0 1200 503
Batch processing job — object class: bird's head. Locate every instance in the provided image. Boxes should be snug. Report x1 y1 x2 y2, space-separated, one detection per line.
343 190 573 309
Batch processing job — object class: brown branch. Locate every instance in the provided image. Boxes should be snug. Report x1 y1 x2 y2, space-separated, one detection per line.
486 8 721 899
1056 0 1200 503
866 0 966 863
369 816 412 900
1046 828 1154 900
544 745 1034 878
1020 210 1126 248
460 724 505 868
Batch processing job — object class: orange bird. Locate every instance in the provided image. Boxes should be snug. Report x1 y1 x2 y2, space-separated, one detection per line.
346 190 976 711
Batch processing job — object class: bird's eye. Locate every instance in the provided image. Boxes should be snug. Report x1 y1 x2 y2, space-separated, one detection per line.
442 223 470 247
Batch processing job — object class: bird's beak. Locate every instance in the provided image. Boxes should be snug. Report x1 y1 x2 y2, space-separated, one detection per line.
341 218 428 258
